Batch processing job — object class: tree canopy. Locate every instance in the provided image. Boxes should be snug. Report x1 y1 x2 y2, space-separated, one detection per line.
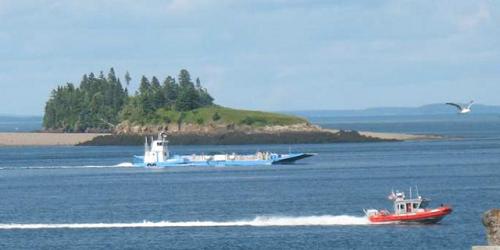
43 68 214 132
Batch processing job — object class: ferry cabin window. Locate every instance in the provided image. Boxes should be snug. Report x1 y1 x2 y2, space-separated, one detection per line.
413 203 418 209
157 142 163 146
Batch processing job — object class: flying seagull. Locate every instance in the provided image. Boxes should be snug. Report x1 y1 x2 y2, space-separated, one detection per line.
446 100 474 114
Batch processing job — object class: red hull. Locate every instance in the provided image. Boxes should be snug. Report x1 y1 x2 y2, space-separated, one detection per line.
369 206 452 224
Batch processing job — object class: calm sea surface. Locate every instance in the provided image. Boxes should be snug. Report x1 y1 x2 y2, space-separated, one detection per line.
0 114 499 249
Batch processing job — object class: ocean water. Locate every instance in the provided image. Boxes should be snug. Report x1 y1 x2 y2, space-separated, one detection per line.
0 114 499 249
0 116 42 132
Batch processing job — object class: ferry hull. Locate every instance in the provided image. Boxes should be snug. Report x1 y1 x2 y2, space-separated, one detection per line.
133 132 316 168
133 153 315 167
369 206 452 224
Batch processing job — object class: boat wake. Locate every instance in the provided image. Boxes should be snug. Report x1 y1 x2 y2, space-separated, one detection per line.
114 162 134 167
0 162 134 170
0 215 369 230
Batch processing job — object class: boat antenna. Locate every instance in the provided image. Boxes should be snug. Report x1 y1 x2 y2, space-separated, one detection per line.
410 187 412 199
416 185 419 197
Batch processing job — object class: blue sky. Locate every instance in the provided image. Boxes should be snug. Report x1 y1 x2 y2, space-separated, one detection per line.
0 0 498 115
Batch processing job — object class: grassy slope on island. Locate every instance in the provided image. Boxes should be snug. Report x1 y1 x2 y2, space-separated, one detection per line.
148 105 308 127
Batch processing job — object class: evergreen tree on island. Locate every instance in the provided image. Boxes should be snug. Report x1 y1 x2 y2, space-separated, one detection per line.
176 69 200 111
43 68 214 132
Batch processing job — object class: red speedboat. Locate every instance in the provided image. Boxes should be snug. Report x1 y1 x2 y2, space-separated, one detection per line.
365 189 452 224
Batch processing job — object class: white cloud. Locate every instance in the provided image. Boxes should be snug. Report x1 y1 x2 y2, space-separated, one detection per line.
166 0 195 12
458 1 491 30
165 0 223 13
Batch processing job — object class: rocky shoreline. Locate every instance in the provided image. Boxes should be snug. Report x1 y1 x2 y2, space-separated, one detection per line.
77 122 404 145
114 121 325 134
77 129 394 146
0 121 442 146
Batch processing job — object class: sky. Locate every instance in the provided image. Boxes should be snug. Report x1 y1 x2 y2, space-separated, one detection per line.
0 0 499 115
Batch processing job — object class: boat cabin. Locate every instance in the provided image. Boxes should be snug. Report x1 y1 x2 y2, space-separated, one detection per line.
391 191 429 215
144 132 170 163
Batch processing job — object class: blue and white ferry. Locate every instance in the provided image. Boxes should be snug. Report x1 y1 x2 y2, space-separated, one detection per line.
133 132 315 167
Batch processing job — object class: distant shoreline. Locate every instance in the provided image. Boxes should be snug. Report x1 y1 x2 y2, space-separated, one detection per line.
358 131 442 141
0 130 440 146
0 132 109 146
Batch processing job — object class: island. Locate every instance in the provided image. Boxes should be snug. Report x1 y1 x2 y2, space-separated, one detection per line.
2 68 436 146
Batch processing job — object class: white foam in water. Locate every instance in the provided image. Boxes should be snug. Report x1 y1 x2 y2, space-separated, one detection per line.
115 162 134 167
0 215 369 230
1 162 134 170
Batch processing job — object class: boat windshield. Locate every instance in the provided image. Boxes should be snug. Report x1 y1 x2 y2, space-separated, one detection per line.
420 199 430 208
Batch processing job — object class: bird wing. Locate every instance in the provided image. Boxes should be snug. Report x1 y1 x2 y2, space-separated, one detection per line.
446 102 463 110
467 100 474 109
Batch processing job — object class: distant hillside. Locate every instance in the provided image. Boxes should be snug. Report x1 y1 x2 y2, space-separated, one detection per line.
287 103 500 117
